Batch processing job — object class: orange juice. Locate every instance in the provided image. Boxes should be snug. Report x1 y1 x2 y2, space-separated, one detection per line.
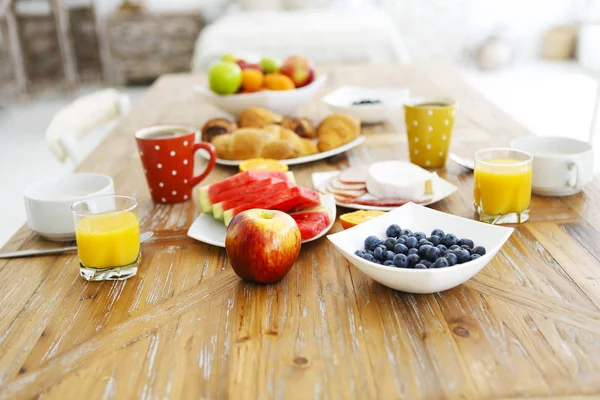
76 211 140 269
474 158 532 215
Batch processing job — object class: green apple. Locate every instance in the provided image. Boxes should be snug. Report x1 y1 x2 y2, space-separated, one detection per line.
221 54 237 63
260 57 281 74
208 61 242 95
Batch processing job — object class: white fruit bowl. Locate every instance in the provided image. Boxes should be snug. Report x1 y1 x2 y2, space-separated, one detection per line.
194 75 327 117
327 203 513 294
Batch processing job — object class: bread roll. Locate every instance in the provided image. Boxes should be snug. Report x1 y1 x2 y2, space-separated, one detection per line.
317 114 360 152
238 107 283 128
261 140 299 160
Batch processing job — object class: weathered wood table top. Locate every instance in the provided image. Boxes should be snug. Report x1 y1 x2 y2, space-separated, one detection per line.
1 63 600 399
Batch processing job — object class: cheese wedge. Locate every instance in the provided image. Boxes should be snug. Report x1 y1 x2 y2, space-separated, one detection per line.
365 161 437 201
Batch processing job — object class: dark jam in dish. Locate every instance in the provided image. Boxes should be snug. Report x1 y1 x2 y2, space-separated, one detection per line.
351 99 381 106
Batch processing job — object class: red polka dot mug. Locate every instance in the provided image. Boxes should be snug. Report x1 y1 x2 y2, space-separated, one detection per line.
135 125 216 204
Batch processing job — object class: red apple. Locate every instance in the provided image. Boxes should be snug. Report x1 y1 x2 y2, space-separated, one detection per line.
236 59 264 73
225 209 301 284
279 55 315 88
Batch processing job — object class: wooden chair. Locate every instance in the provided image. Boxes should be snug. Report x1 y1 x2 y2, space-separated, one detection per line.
46 88 130 166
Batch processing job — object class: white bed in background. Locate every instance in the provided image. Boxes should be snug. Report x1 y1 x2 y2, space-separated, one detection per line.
191 5 410 72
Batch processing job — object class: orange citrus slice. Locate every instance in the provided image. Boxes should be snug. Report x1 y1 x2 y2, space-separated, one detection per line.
340 210 387 230
239 158 289 173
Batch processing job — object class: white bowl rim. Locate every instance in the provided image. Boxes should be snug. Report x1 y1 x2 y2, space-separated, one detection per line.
23 173 114 204
322 85 410 107
327 202 513 274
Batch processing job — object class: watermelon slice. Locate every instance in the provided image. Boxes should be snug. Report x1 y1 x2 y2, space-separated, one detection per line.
291 211 331 240
212 179 295 220
223 187 321 226
198 170 295 213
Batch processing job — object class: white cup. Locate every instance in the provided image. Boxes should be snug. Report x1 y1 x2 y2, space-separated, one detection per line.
510 136 593 197
23 173 115 241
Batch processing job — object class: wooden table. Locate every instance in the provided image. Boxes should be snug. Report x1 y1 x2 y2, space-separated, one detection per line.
2 63 600 399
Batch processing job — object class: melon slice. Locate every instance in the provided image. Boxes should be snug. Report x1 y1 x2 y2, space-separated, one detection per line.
212 179 295 220
198 170 295 213
291 211 331 240
223 187 321 226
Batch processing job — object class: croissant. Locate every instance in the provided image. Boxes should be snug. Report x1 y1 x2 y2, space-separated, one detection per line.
238 107 283 128
317 114 360 152
228 128 276 160
261 139 300 160
281 116 316 138
211 134 233 159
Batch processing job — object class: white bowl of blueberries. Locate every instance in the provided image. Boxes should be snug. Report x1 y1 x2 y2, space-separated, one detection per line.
327 202 514 294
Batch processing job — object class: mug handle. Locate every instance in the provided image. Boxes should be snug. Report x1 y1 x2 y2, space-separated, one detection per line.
567 161 581 189
190 142 217 188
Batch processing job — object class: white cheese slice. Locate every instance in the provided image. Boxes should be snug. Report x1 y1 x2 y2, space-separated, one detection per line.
366 161 437 201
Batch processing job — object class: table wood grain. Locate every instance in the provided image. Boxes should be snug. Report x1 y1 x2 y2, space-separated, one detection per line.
1 63 600 400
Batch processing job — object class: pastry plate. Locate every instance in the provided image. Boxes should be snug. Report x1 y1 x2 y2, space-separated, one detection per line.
199 136 366 167
187 194 337 248
312 171 458 211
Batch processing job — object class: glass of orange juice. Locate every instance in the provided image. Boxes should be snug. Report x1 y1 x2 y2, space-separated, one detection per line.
71 195 141 281
474 148 533 224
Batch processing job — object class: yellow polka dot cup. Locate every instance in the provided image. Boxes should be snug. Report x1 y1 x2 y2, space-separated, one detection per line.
404 97 456 168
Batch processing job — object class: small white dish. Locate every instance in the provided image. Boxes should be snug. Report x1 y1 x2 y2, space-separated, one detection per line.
327 203 513 294
201 136 366 167
312 170 457 211
322 85 410 124
510 136 594 196
23 173 115 241
187 194 337 247
194 75 327 117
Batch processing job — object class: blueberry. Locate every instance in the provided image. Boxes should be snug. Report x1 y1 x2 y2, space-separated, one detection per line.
425 246 441 262
427 236 440 246
458 238 475 249
421 260 432 268
441 234 458 247
449 245 461 251
383 238 396 251
400 229 413 237
374 246 384 261
400 235 409 242
384 250 395 261
437 244 448 254
364 235 381 250
396 238 406 245
418 238 429 246
407 254 421 267
470 254 482 261
472 246 486 256
454 249 470 264
461 245 472 252
414 232 426 241
418 244 433 258
405 237 419 249
432 258 450 268
366 249 374 256
363 254 375 262
393 243 408 254
431 228 445 237
408 248 419 256
354 250 365 258
383 260 395 266
393 254 408 268
444 252 458 266
414 263 427 269
386 224 401 238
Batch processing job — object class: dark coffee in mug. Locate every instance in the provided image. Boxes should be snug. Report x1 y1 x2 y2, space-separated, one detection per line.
141 128 190 139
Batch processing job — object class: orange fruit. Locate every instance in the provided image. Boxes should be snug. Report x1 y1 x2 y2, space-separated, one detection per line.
263 73 295 91
239 158 289 173
241 69 264 92
340 210 387 230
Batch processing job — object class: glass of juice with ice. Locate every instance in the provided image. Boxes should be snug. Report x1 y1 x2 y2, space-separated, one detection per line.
71 195 141 281
474 148 533 224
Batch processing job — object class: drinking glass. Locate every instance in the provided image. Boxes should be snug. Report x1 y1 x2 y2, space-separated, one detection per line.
474 148 533 224
72 195 140 281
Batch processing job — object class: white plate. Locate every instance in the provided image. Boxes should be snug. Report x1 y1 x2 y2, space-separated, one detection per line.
322 85 410 124
194 76 327 117
187 194 337 248
201 136 366 167
312 170 458 211
328 202 513 294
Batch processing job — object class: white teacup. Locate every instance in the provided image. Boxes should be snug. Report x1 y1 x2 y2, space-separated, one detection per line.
23 173 115 241
510 136 593 196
